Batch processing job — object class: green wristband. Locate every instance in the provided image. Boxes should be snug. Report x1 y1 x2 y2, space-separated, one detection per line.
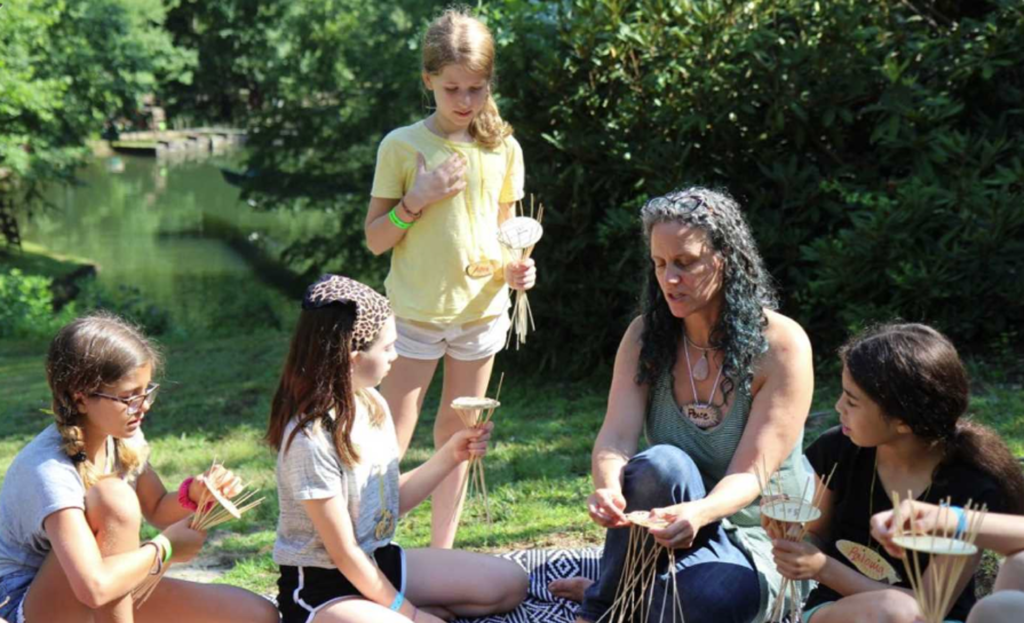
151 534 173 565
388 207 412 230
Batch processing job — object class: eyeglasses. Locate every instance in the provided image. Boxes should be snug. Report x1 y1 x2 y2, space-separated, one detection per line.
91 383 160 415
645 194 705 214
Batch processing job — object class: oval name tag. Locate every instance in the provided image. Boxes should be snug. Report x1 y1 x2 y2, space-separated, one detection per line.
465 260 501 279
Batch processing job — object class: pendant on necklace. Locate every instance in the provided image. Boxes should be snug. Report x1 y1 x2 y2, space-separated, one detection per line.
683 403 722 429
693 352 710 381
465 259 501 279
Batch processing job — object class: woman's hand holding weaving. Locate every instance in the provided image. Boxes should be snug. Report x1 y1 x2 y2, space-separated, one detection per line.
649 503 707 549
588 488 629 529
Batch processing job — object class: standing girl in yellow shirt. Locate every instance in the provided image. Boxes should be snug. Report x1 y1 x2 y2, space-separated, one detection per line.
364 8 536 549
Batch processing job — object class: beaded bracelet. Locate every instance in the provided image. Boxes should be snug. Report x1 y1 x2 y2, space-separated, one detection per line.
388 207 412 230
399 198 422 221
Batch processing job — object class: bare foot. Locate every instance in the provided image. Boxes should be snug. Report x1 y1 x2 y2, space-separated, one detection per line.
420 605 456 621
548 576 594 603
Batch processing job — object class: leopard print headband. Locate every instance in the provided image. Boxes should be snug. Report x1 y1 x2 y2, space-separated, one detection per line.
302 275 392 350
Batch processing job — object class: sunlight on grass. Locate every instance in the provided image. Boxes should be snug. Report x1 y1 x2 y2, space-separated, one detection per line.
3 333 1021 596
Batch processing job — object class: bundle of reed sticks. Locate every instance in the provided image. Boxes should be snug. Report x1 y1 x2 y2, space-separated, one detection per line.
756 460 836 623
449 374 503 526
497 198 544 350
599 510 684 623
890 494 986 623
132 463 264 607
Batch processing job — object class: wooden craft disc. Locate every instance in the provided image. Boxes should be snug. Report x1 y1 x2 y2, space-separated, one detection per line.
497 217 544 250
760 499 822 523
625 511 671 529
199 475 242 519
891 535 978 556
466 260 502 279
451 396 501 411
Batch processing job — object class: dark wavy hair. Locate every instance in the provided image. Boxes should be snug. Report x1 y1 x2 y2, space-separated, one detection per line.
842 322 1024 514
636 187 777 402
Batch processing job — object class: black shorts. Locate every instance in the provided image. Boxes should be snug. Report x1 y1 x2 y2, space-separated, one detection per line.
277 543 406 623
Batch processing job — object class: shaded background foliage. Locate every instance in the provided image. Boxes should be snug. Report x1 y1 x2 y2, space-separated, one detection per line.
210 0 1023 372
4 0 1023 375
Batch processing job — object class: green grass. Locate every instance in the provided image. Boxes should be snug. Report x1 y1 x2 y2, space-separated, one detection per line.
2 332 1021 596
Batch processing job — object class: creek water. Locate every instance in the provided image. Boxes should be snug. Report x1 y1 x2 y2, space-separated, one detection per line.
21 154 331 332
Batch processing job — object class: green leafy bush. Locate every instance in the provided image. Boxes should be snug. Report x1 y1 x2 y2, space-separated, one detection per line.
230 0 1024 372
0 269 77 338
485 0 1024 368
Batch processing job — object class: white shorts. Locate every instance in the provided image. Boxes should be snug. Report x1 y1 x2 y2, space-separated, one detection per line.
395 314 510 361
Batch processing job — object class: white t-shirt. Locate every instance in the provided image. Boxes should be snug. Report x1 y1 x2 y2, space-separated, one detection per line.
273 389 401 569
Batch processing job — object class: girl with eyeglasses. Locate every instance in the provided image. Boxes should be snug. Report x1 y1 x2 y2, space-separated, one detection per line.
0 312 278 623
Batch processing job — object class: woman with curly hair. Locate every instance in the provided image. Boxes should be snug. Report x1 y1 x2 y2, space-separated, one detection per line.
550 187 814 623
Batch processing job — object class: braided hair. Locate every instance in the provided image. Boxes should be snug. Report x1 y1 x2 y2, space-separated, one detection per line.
46 312 158 489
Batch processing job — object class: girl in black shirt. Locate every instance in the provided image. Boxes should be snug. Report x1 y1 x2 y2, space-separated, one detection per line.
766 323 1024 623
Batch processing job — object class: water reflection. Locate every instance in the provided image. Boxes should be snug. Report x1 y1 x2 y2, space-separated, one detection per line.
21 155 329 332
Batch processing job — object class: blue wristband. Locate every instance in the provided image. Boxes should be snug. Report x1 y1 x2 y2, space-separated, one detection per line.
949 505 967 539
389 592 405 612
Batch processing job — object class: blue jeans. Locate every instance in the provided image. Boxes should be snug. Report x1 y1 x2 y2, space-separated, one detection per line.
0 570 33 622
579 445 761 623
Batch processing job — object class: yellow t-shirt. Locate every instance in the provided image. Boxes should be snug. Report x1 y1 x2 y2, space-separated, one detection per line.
371 121 526 323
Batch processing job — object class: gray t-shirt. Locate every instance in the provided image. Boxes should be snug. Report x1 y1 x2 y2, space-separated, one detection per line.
274 389 401 569
0 424 146 579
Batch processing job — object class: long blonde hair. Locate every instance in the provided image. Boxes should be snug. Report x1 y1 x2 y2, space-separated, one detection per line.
46 312 158 489
423 8 512 150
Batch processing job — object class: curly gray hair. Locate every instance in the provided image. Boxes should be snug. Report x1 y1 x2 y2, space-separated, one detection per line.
636 187 778 402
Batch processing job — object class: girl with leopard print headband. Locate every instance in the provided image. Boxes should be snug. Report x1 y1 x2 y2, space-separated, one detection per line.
266 274 527 623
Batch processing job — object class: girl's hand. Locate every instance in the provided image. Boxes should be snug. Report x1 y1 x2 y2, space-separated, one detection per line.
649 503 707 549
504 258 536 292
162 517 207 564
189 464 244 503
446 421 494 464
771 539 827 580
405 152 467 213
587 488 629 528
870 499 946 558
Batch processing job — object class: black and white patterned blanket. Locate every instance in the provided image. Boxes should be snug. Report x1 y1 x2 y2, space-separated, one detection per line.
454 548 603 623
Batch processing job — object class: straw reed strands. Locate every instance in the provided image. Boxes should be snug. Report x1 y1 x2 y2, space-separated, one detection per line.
756 460 836 623
890 494 986 623
497 198 544 350
597 510 684 623
132 463 264 607
449 373 504 525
